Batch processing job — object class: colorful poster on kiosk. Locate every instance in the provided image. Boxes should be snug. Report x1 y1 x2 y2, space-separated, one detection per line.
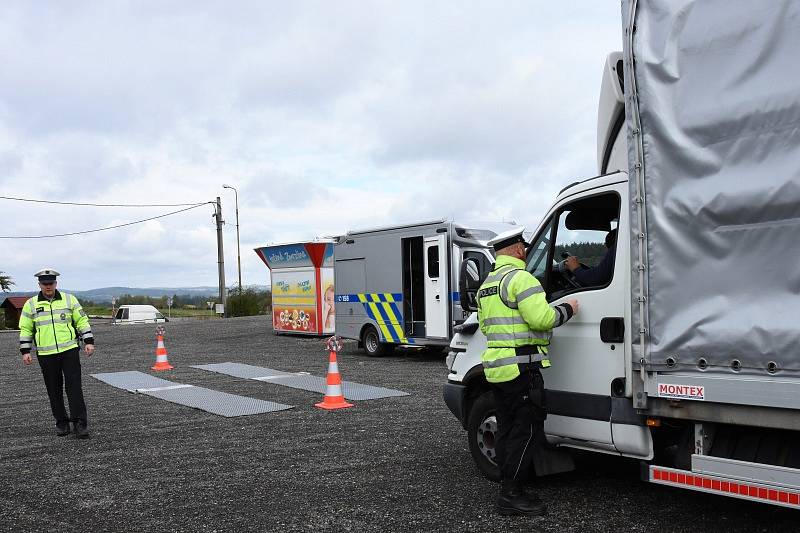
271 269 318 333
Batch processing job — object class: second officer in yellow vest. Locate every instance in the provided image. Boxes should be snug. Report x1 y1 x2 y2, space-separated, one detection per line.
477 227 578 517
19 268 95 439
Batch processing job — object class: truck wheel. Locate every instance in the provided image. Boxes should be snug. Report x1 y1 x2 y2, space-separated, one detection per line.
467 391 501 482
362 326 391 357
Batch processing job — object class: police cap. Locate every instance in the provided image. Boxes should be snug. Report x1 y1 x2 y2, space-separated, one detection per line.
487 227 527 252
34 268 60 282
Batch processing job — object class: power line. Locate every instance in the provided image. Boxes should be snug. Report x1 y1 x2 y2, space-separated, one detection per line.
0 202 213 239
0 195 205 207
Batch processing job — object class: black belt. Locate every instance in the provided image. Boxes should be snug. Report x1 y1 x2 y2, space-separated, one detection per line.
515 345 544 356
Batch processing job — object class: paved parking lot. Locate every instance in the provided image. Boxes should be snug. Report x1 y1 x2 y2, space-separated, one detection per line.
1 316 796 532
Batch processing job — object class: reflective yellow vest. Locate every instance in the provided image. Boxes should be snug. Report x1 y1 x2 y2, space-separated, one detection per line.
19 291 93 356
477 255 557 383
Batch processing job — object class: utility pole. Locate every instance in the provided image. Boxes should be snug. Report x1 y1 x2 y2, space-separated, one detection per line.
213 197 227 316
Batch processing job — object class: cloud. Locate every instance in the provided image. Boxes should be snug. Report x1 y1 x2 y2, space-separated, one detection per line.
0 1 623 291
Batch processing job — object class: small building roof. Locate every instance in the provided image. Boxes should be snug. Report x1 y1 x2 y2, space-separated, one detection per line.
1 296 31 310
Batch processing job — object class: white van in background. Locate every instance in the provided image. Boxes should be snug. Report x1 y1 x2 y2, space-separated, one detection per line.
112 304 167 325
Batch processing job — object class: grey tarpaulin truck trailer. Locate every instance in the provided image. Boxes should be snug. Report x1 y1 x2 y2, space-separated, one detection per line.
334 219 502 356
444 1 800 509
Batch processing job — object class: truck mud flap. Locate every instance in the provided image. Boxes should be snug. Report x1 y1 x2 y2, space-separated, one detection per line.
533 443 575 477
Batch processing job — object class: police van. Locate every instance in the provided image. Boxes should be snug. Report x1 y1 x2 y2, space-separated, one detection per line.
334 219 511 356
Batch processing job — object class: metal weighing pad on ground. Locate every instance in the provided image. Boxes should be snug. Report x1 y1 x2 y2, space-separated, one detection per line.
91 370 293 417
91 371 177 392
139 386 291 417
191 362 293 380
191 363 410 401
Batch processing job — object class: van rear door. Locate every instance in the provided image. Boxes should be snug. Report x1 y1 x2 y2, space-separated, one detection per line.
423 235 449 338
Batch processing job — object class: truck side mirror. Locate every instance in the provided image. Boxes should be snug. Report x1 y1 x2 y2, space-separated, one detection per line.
459 258 482 313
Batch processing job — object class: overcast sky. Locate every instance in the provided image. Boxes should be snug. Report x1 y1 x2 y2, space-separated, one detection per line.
0 2 622 292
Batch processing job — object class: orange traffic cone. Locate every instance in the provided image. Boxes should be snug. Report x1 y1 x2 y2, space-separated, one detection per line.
151 326 174 371
315 337 353 410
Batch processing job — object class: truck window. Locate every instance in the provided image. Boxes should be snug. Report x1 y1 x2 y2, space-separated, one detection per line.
427 245 440 278
553 218 610 271
549 192 620 297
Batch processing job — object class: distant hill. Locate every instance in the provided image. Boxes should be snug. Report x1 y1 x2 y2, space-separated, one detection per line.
76 286 220 303
2 286 268 304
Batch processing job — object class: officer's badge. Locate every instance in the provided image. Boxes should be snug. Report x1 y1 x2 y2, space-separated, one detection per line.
60 313 66 320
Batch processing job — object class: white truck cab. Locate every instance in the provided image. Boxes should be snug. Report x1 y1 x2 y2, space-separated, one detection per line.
445 176 649 477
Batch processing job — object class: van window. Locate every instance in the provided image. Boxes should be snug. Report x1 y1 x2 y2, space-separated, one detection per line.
115 308 129 320
427 245 440 278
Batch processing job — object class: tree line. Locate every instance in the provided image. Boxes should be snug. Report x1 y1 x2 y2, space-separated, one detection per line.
554 242 608 267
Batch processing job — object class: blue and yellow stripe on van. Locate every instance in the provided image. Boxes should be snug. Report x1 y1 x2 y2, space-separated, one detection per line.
339 293 408 343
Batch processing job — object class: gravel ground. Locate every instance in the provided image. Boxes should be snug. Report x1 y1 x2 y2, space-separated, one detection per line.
1 316 797 532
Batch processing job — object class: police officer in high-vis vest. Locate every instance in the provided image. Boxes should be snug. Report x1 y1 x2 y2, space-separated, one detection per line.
477 228 578 516
19 268 95 439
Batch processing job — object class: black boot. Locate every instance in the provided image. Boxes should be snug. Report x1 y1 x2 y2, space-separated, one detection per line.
74 421 90 439
55 421 71 436
496 481 547 517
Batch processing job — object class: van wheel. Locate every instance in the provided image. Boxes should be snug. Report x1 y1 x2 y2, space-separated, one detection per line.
467 391 501 482
362 326 391 357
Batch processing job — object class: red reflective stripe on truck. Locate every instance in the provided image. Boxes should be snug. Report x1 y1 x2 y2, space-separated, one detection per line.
649 467 800 509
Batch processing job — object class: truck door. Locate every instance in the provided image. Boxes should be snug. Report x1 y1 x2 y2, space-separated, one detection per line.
423 235 449 338
525 185 627 451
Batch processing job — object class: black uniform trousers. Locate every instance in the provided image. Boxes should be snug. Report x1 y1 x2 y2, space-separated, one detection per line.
491 365 547 483
37 347 87 426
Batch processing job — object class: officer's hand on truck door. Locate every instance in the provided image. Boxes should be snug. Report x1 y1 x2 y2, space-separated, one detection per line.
85 344 95 356
568 299 580 315
22 353 32 365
